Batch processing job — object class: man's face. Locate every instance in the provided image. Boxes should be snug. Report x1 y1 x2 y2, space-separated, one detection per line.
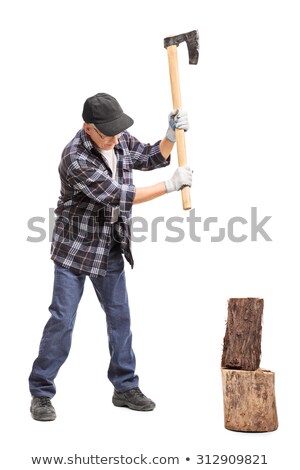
84 123 122 150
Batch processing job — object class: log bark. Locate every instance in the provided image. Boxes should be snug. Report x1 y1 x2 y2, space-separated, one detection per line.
221 298 263 370
221 368 278 432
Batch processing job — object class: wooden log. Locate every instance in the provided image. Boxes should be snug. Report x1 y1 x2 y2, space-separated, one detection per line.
221 298 263 370
221 368 278 432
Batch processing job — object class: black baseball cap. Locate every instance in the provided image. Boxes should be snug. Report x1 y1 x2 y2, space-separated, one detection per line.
82 93 134 136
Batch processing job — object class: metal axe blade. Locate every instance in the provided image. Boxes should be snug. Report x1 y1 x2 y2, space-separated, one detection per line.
164 30 199 65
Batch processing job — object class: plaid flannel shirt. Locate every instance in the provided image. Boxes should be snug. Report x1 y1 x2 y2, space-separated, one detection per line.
51 129 170 277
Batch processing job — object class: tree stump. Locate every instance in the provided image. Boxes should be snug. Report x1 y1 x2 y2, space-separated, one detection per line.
221 298 263 370
221 368 278 432
221 298 278 432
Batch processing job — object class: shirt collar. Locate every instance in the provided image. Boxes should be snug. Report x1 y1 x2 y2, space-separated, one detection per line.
80 128 94 153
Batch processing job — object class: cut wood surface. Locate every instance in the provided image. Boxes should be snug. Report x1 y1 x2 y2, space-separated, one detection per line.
221 298 263 370
221 368 278 432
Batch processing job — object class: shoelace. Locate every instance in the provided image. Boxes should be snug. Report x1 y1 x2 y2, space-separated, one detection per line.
130 388 145 398
38 397 52 407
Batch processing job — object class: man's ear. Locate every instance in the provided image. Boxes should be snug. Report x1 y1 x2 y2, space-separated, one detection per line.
83 122 91 134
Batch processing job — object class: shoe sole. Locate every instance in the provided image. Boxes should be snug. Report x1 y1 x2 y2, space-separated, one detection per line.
31 414 56 421
112 398 155 411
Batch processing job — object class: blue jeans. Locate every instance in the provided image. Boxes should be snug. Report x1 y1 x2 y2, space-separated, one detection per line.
29 240 139 398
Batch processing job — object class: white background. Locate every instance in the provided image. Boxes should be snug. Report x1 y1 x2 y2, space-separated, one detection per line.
1 0 300 468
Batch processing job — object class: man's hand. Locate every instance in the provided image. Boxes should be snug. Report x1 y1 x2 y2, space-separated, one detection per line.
165 109 190 143
133 166 193 204
165 166 193 193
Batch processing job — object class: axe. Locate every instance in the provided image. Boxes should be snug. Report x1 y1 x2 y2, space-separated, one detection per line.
164 30 199 210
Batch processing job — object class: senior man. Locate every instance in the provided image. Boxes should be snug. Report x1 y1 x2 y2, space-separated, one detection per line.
29 92 192 420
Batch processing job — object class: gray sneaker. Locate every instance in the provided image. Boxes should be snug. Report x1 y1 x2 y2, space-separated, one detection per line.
112 387 156 411
30 397 56 421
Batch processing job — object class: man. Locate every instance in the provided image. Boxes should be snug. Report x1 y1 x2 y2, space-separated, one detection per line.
29 93 192 421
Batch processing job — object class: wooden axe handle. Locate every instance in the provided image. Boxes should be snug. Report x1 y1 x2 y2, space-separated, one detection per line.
167 44 192 211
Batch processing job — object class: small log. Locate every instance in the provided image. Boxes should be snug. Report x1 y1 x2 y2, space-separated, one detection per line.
221 298 263 370
221 368 278 432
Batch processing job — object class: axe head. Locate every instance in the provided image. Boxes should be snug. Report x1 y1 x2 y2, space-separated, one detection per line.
164 30 199 65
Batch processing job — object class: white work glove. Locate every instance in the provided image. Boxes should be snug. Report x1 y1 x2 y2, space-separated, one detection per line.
165 109 190 143
165 166 193 193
